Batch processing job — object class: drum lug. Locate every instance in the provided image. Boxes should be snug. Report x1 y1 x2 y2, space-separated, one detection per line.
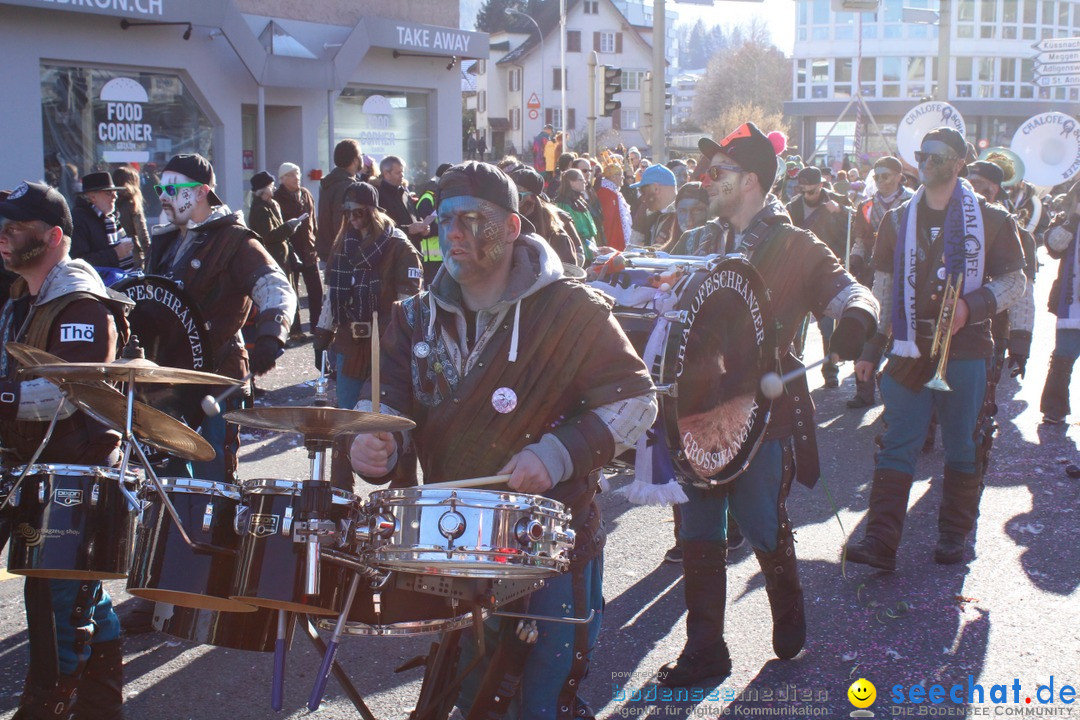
663 310 689 324
514 518 545 546
91 481 100 507
234 504 250 535
202 502 214 533
38 481 46 504
655 383 678 398
283 506 293 537
438 510 467 542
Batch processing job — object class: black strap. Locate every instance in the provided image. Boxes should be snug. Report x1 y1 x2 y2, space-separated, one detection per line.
24 578 60 691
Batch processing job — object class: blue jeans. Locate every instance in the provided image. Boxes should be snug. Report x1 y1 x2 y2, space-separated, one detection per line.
677 439 785 552
27 580 121 676
456 555 604 719
1052 327 1080 362
877 358 987 477
335 352 365 410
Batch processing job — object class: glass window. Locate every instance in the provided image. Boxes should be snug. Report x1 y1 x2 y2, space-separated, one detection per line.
619 108 639 130
1004 0 1019 22
798 28 808 41
862 23 878 39
40 63 213 209
1042 1 1053 24
860 58 876 83
1058 1 1069 25
958 25 975 37
981 0 997 22
910 24 928 37
599 32 616 53
1021 58 1034 83
958 0 976 20
799 0 808 25
1000 58 1016 82
812 0 829 24
981 24 996 38
621 70 644 91
835 85 851 98
1003 26 1018 38
884 0 903 20
837 26 855 40
884 25 902 38
955 57 973 81
566 30 581 53
882 57 901 83
813 27 829 40
812 59 829 83
978 58 994 82
320 87 430 185
836 58 853 83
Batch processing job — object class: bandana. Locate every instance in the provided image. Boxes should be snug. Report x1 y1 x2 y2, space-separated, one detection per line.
1055 223 1080 329
890 179 985 358
327 222 395 326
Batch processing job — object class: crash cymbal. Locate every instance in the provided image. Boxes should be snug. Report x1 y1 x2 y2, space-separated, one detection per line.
60 383 216 463
223 406 415 440
28 358 241 386
6 342 65 371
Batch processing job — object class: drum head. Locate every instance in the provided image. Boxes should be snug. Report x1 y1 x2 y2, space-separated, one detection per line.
112 275 214 425
660 257 775 485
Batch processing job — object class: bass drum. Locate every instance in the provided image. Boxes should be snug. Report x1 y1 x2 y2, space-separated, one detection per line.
111 275 215 427
597 255 777 485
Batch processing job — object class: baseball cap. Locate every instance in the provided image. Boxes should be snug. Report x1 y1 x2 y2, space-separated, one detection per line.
796 166 822 185
676 181 709 205
437 161 536 235
0 181 73 236
967 160 1004 186
699 122 779 194
163 153 223 206
342 181 383 211
630 164 677 188
507 164 545 196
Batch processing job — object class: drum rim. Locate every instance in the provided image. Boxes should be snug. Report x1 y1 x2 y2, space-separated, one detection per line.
241 478 360 504
317 609 484 637
371 486 568 514
8 463 141 482
149 477 242 498
373 548 569 576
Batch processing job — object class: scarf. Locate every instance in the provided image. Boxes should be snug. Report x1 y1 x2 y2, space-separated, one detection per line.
890 179 985 358
95 204 134 270
327 223 395 326
1055 223 1080 329
870 187 906 230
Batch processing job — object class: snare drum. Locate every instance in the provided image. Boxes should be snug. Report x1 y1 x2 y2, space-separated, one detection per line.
230 479 361 616
152 602 286 652
366 487 574 578
127 478 254 612
6 464 138 580
591 254 777 485
316 573 481 637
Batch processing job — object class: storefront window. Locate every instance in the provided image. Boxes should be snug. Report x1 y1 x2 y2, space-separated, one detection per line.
40 64 214 209
319 87 431 188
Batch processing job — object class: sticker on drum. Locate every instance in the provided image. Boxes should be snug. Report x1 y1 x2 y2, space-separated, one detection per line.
658 257 776 485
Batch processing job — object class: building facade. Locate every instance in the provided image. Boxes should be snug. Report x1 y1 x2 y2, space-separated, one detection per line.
1 0 486 213
784 0 1078 166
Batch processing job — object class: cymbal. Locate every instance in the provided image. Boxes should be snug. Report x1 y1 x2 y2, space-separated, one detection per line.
27 358 242 386
60 383 216 462
6 342 66 371
223 406 415 440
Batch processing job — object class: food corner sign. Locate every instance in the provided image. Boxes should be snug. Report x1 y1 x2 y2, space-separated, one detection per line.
97 77 152 163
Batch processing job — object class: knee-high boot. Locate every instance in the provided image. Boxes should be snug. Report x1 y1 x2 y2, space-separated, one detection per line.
934 467 983 565
754 524 805 660
844 469 915 572
1040 354 1073 422
657 540 731 687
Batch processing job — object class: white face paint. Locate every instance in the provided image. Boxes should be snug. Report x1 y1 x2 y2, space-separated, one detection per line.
159 170 203 226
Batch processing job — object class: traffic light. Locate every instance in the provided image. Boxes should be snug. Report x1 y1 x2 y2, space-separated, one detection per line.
602 65 622 118
664 82 672 111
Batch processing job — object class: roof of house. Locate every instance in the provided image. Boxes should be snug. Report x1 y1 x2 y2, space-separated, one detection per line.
496 0 656 67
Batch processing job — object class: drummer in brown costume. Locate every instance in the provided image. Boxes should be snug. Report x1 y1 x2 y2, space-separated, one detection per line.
0 182 133 719
146 154 296 483
349 161 657 719
657 123 879 686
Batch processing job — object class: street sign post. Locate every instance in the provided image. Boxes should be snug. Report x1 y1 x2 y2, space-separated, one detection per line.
1033 73 1080 88
1035 62 1080 77
526 93 541 109
1033 37 1080 53
1036 49 1080 65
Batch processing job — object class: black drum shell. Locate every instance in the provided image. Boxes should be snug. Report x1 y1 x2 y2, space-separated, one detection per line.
127 480 253 612
324 574 479 636
152 602 288 652
7 466 135 580
230 483 353 616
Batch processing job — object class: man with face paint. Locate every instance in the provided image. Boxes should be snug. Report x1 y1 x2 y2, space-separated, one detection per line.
348 162 657 719
846 156 915 408
787 165 855 388
846 127 1025 572
146 153 296 483
655 122 879 687
672 182 710 245
0 181 134 719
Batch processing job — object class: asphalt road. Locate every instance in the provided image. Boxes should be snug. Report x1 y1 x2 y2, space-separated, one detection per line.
1 249 1078 719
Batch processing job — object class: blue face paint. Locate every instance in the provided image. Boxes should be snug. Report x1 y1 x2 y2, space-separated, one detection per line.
436 195 508 282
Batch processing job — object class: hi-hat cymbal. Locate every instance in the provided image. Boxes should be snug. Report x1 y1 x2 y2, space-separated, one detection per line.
27 358 241 386
223 406 415 440
60 382 216 462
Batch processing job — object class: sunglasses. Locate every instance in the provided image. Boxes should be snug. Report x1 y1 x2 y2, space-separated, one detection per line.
874 171 897 180
155 182 203 197
706 164 744 180
914 151 957 166
798 185 821 193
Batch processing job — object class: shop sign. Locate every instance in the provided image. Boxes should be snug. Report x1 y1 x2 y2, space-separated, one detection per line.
358 95 395 156
97 77 152 163
18 0 165 17
364 17 489 59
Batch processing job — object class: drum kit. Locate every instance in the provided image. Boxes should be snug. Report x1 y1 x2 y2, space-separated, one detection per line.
0 332 582 719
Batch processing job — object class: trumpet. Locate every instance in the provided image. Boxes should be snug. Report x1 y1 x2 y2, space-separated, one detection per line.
925 274 964 392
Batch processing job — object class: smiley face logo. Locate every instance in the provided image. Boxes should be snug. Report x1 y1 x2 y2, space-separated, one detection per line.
848 678 876 709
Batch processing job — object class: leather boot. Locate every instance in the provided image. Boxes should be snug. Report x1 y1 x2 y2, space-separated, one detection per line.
1040 354 1073 423
657 540 731 687
935 467 983 565
754 526 805 660
13 675 78 720
844 469 914 572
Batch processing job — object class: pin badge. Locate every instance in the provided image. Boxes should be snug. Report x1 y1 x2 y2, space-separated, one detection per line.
432 361 443 374
491 387 518 414
191 259 201 269
413 341 431 358
937 266 946 280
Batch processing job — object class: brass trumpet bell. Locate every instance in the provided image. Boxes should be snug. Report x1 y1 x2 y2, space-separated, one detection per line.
924 274 964 392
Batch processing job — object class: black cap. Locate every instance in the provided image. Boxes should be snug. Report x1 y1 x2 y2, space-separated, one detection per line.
699 122 779 194
250 171 275 192
507 164 545 196
79 172 122 193
967 160 1004 186
342 181 383 211
676 181 709 205
873 156 903 174
435 162 453 178
163 153 223 206
796 166 822 185
437 161 536 235
0 181 73 236
920 127 968 177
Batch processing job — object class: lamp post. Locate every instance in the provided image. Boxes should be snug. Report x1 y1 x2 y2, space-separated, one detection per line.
505 8 545 149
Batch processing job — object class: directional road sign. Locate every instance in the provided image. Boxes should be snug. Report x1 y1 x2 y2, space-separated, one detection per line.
1035 62 1080 76
1033 73 1080 88
1033 37 1080 53
1036 49 1080 65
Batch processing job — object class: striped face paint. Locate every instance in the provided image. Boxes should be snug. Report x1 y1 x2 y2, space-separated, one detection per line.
437 195 510 284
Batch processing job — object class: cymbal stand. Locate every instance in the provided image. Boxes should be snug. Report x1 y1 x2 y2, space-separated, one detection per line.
302 616 378 720
307 570 364 711
0 400 66 511
272 609 289 711
411 610 487 720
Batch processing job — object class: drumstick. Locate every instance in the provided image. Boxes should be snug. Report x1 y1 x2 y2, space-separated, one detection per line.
437 474 513 489
760 354 839 399
201 372 255 417
371 310 380 414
